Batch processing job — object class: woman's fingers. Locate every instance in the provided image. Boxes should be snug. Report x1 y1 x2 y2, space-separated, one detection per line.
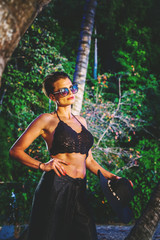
129 180 133 187
51 158 69 166
53 161 66 176
53 166 62 177
115 175 133 187
43 157 69 176
45 158 67 176
115 176 121 179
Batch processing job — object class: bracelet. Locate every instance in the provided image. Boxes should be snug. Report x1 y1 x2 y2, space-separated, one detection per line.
38 162 43 170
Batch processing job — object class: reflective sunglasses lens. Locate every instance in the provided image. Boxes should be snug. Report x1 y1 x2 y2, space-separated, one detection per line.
60 88 69 97
71 84 78 94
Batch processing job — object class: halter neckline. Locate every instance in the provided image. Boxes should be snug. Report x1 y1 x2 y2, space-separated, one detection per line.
49 111 94 157
56 111 83 134
56 111 82 125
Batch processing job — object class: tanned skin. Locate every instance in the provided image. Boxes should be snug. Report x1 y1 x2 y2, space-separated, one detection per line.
10 77 132 183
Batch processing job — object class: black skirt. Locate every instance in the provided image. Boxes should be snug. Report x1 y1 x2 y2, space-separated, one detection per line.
27 170 98 240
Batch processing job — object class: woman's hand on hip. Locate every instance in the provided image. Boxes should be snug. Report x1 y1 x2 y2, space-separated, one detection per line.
40 158 69 176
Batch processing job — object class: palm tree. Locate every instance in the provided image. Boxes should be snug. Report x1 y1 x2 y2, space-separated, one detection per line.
125 181 160 240
72 0 97 115
0 0 51 87
93 27 98 80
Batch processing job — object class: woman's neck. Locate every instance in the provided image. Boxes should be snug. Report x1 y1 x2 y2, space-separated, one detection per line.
56 106 72 120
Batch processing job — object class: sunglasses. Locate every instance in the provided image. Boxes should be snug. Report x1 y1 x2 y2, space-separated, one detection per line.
53 84 78 97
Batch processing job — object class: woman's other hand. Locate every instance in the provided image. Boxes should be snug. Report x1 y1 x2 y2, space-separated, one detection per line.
109 174 121 180
112 175 133 187
128 179 133 187
40 158 69 177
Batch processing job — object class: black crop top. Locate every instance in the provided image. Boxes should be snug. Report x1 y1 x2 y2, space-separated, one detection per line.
49 112 94 158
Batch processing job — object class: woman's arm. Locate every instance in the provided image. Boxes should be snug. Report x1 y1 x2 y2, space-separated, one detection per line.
86 150 118 179
9 114 50 169
78 116 119 179
10 113 68 176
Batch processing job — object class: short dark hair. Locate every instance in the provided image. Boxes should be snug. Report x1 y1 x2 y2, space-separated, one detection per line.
42 72 71 98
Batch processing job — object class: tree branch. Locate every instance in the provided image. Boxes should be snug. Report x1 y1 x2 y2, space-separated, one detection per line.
0 0 51 86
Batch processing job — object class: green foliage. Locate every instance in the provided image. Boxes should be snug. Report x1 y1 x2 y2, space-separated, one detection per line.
0 117 13 181
114 20 157 89
82 69 160 222
0 170 41 224
0 13 75 224
123 139 160 219
95 0 160 75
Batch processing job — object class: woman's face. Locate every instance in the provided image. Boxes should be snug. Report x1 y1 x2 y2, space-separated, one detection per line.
50 77 76 106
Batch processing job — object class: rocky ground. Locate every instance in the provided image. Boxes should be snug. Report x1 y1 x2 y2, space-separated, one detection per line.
0 223 160 239
96 223 160 240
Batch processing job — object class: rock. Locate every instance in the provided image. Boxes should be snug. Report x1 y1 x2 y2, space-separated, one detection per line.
96 224 160 240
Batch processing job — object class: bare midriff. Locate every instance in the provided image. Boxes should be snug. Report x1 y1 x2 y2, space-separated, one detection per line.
50 152 87 179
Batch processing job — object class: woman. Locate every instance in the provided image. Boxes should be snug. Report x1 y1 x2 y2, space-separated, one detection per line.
10 72 119 240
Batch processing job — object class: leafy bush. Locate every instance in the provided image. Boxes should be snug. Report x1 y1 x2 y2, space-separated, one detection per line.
0 18 75 224
126 139 160 219
81 73 160 223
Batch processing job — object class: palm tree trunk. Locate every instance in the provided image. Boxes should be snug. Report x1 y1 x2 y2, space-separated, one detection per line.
0 0 51 87
93 27 98 80
72 0 97 115
125 181 160 240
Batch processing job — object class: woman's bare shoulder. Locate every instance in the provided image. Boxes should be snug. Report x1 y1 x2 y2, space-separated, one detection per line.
30 112 57 127
74 115 87 127
36 113 54 120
